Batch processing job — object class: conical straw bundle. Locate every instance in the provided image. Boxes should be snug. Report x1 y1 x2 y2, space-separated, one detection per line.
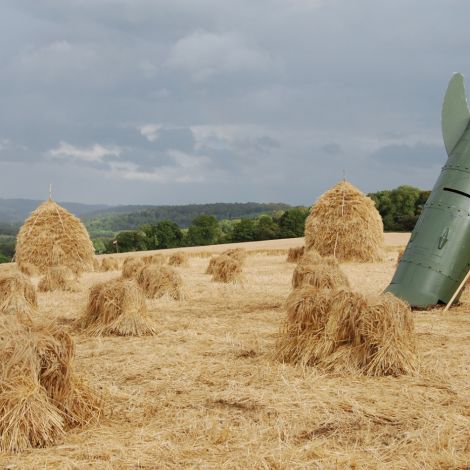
304 181 384 262
81 278 156 336
15 200 95 274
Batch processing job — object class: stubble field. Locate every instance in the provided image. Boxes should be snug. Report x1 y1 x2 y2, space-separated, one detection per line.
2 233 470 469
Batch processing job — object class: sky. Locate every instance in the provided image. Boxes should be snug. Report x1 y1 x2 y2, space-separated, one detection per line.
0 0 469 206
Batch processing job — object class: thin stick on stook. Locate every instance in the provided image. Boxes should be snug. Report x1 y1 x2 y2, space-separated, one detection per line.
333 184 346 259
443 267 470 312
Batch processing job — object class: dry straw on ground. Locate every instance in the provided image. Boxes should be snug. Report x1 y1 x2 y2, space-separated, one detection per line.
15 199 95 274
122 257 145 279
100 257 120 272
0 272 37 323
211 255 243 284
38 266 79 293
275 287 416 376
305 180 384 262
137 265 185 300
287 246 305 263
0 318 102 453
80 278 156 336
292 261 350 290
168 252 189 267
2 237 469 469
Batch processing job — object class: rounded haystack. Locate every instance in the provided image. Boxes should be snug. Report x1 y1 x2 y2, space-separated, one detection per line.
304 181 384 262
0 318 102 452
15 199 95 274
100 257 120 272
211 255 243 284
136 265 185 300
287 246 305 263
168 252 189 267
122 257 145 279
274 288 416 376
38 266 79 293
81 279 156 336
0 272 37 323
292 262 350 290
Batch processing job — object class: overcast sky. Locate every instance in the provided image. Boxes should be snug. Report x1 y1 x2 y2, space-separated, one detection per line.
0 0 469 205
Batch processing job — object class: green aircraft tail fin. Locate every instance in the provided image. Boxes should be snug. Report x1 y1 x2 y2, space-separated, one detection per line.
442 73 470 155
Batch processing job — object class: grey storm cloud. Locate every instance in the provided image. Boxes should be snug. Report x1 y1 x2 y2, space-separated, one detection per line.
370 143 445 169
321 143 343 156
0 0 469 204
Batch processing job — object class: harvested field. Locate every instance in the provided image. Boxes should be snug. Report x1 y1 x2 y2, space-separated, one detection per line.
1 234 469 469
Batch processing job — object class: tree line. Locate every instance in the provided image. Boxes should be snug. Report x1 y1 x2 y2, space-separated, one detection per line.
94 208 309 253
0 185 434 260
368 185 431 231
85 202 292 234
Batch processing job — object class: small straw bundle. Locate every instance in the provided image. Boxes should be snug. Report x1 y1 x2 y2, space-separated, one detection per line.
92 257 100 272
297 249 324 266
142 254 166 265
136 265 185 300
275 288 416 376
292 262 350 290
287 246 305 263
222 248 247 262
100 257 120 272
168 252 189 267
80 278 156 336
304 180 384 262
0 318 102 452
122 257 145 279
357 293 416 376
15 199 95 274
38 266 79 293
0 272 37 323
211 255 243 284
205 256 219 275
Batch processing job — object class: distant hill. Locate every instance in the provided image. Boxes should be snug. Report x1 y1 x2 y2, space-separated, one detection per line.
0 198 110 224
0 199 293 235
84 202 292 231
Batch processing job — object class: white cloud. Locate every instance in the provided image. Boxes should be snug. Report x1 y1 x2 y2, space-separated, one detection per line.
166 30 274 80
0 138 10 151
190 124 272 150
49 142 121 162
108 150 213 183
14 41 98 80
139 124 162 142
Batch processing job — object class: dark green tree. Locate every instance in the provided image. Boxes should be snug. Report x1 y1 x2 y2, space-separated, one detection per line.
115 230 148 252
154 221 184 249
368 186 430 231
231 218 256 242
254 215 279 240
186 215 220 246
139 224 158 250
278 208 309 238
92 238 107 254
0 238 15 259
